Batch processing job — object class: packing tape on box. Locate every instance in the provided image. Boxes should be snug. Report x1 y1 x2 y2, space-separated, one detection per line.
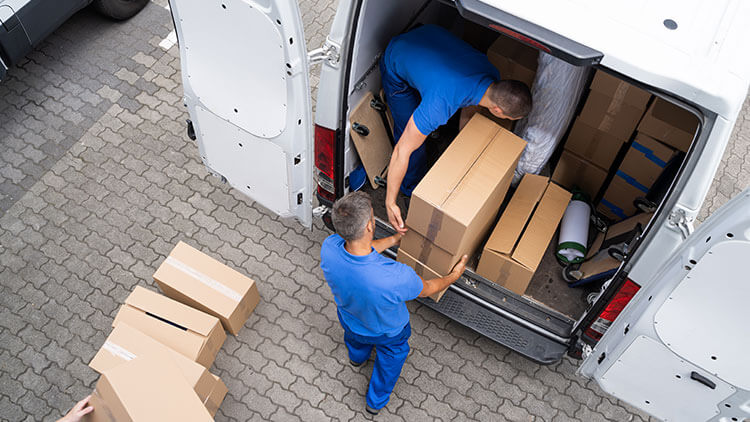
165 256 243 303
631 141 667 167
414 261 425 277
615 170 650 194
102 341 137 361
597 83 628 132
418 239 433 264
494 260 513 284
425 207 444 243
92 388 117 422
600 198 628 219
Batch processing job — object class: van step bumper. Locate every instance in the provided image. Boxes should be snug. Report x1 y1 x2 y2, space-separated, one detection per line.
417 288 569 364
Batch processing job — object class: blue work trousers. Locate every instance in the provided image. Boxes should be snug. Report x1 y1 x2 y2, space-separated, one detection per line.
379 58 427 196
339 314 411 410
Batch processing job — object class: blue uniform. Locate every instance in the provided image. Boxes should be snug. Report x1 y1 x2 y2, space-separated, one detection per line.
320 234 423 409
380 24 500 195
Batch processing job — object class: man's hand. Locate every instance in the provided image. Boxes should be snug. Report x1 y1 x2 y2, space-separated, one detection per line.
386 201 407 235
58 396 93 422
450 255 469 279
418 255 468 298
372 232 403 253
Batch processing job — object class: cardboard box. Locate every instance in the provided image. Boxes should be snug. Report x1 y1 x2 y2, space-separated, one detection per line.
154 241 260 336
396 248 445 302
400 228 462 276
589 71 651 110
112 286 226 368
563 119 625 170
89 323 227 416
637 97 698 152
551 150 608 200
86 356 213 422
477 175 571 295
487 35 538 88
405 114 525 265
597 134 676 221
577 90 648 141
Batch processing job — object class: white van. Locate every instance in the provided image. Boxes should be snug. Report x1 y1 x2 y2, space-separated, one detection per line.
168 0 750 420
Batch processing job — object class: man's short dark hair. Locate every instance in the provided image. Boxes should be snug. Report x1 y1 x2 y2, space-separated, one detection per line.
331 191 373 241
489 80 533 119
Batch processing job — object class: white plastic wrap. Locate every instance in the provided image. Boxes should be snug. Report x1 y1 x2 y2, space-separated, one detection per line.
512 53 590 184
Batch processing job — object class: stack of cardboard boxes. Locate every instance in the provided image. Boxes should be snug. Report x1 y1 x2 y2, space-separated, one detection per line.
552 71 652 201
396 114 526 301
85 242 260 421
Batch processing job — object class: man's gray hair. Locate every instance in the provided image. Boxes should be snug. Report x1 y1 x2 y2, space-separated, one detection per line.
331 191 373 241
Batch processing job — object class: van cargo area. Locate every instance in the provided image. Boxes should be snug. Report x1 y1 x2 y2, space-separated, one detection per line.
343 0 700 326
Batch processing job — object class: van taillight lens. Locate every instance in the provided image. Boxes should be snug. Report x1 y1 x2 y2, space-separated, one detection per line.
315 125 335 180
488 24 551 53
584 279 641 341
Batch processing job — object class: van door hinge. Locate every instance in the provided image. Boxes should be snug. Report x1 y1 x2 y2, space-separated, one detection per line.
667 207 694 240
308 39 340 67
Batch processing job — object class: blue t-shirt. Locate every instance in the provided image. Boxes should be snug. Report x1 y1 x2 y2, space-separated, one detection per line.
320 234 423 337
383 24 500 135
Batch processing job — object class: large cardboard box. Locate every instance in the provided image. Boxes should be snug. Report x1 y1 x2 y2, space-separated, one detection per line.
85 356 213 422
405 114 525 270
112 286 226 368
486 35 538 88
400 228 461 276
577 90 647 141
477 175 571 295
154 241 261 336
396 248 444 302
637 97 698 152
589 71 651 110
551 150 608 200
563 119 625 170
597 134 676 221
89 323 227 416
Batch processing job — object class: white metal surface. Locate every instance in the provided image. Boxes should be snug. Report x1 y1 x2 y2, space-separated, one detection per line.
600 335 734 422
481 0 750 121
170 0 313 226
579 189 750 421
654 240 750 390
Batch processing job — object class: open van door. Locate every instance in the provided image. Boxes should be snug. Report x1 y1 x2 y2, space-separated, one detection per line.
169 0 313 227
578 189 750 421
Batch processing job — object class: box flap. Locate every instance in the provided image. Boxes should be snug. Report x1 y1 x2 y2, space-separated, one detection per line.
154 241 254 317
125 286 220 337
410 114 499 209
485 174 548 255
102 356 213 421
443 127 527 225
512 182 571 269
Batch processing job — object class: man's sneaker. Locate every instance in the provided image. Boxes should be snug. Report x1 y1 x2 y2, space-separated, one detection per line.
349 359 365 367
365 404 380 415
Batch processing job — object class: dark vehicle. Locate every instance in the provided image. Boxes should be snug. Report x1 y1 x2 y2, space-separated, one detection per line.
0 0 148 81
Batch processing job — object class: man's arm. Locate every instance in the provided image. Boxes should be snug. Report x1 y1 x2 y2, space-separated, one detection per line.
418 255 468 298
372 233 402 253
386 115 427 234
459 106 481 130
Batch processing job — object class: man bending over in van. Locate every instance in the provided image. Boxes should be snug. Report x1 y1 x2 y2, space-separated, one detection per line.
381 24 533 233
320 191 467 415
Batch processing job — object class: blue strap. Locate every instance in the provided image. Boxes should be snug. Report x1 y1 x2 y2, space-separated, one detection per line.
616 170 650 194
600 198 628 219
631 141 667 168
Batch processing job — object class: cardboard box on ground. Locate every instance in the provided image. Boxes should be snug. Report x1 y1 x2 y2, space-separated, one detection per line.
477 175 571 295
598 133 676 220
397 114 525 301
85 356 213 422
89 323 227 417
154 241 260 336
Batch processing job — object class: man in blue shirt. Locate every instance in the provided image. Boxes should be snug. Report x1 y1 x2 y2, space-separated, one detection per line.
320 192 467 415
381 24 533 234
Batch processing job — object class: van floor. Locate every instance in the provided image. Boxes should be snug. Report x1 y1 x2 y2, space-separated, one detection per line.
363 125 595 319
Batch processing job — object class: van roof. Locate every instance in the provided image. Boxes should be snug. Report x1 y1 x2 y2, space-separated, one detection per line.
481 0 750 120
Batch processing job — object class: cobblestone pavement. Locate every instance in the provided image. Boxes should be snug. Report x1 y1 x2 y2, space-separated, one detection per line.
0 1 747 421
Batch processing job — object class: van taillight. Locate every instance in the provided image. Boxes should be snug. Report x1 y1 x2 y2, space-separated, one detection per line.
583 279 641 341
488 24 551 53
315 125 336 199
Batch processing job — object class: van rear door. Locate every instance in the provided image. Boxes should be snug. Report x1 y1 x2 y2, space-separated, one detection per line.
169 0 314 226
578 188 750 421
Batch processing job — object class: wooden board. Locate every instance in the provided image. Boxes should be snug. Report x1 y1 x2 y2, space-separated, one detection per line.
349 92 393 189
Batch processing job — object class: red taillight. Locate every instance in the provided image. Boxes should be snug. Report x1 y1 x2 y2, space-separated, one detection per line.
318 185 336 202
488 24 551 53
315 125 335 180
584 279 641 341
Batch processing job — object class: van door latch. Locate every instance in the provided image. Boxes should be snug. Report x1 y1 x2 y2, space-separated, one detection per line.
308 39 340 67
668 207 694 240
